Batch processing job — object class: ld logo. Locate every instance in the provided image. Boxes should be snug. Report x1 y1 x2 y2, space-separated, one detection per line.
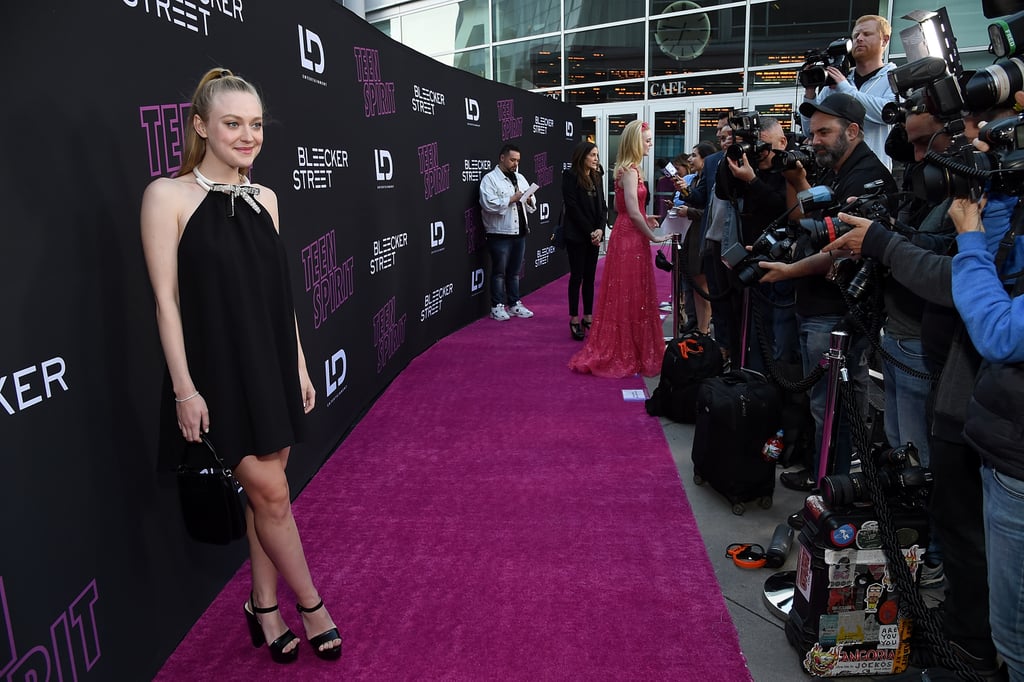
465 98 480 122
565 121 574 138
430 221 445 248
374 149 393 181
325 349 347 397
298 25 325 74
539 203 550 221
470 268 485 293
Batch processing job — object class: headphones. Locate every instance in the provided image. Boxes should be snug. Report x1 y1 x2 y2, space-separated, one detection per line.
726 543 767 569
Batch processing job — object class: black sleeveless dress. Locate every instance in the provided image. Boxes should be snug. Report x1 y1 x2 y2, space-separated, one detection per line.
160 188 306 470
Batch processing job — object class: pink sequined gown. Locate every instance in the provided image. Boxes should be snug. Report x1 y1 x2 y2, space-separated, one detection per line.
569 166 664 378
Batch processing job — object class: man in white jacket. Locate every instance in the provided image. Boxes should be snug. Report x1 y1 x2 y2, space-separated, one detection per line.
479 144 537 321
800 14 896 169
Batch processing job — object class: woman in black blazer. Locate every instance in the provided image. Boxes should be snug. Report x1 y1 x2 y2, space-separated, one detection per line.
562 141 608 340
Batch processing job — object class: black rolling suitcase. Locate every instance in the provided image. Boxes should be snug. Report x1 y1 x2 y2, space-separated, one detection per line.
691 368 781 514
645 331 723 423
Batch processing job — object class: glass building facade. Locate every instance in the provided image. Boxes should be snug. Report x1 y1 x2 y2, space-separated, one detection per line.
367 0 998 106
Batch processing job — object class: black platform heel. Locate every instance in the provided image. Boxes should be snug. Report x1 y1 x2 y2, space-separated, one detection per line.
570 321 585 341
297 599 343 660
244 593 299 664
581 317 592 330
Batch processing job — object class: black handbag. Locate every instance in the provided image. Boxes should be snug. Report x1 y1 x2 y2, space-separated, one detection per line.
551 205 566 249
176 435 247 545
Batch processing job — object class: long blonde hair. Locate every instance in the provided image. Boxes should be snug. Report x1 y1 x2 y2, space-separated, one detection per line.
176 68 263 178
615 120 648 183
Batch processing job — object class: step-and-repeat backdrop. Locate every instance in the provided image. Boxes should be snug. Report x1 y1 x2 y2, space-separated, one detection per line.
0 2 580 678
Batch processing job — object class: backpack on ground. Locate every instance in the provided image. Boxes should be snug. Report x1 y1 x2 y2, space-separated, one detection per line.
645 331 723 423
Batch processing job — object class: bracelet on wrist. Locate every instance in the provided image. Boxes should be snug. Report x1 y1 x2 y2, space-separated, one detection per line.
175 390 200 403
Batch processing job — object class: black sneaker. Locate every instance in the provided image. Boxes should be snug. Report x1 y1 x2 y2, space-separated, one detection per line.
780 469 816 492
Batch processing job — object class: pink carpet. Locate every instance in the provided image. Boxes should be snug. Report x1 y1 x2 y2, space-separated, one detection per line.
155 247 751 681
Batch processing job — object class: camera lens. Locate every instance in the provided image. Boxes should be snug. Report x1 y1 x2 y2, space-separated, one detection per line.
726 142 749 162
799 66 827 89
822 472 867 508
798 216 854 249
881 101 906 125
964 57 1024 111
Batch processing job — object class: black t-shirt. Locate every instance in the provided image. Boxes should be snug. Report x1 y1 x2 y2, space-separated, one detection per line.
796 141 897 317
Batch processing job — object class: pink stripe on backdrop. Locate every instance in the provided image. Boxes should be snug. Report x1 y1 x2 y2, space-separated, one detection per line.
156 246 751 681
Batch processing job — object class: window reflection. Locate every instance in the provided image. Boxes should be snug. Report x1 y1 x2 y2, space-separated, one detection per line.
564 0 644 30
566 82 647 106
747 0 877 69
649 7 746 77
453 48 491 79
493 1 560 42
495 38 562 89
567 24 646 86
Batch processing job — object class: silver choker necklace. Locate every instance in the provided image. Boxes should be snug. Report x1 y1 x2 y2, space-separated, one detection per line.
193 168 261 217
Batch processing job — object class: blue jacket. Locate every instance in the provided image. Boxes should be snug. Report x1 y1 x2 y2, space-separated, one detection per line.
952 230 1024 363
953 196 1024 479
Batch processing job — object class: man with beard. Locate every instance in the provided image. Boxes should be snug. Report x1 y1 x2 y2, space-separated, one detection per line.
759 93 896 490
800 14 896 168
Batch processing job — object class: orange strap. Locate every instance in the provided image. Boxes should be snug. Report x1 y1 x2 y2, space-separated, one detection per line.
726 543 767 569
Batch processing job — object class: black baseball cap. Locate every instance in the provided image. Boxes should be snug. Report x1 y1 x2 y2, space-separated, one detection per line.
800 93 866 128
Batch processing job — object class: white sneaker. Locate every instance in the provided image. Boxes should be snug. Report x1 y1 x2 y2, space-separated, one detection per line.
490 304 510 321
509 301 534 318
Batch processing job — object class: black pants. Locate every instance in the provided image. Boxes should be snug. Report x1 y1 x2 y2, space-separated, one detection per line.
928 433 997 662
702 240 743 361
566 238 599 317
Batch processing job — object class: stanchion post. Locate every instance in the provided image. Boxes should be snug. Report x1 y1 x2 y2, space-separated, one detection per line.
670 232 682 338
763 329 850 622
816 330 850 489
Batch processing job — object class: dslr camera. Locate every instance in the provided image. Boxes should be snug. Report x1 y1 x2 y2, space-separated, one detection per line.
796 182 893 251
799 38 853 89
821 444 932 510
725 111 771 165
912 113 1024 200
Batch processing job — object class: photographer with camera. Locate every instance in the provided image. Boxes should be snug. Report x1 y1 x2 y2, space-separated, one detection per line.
818 97 1020 677
949 183 1024 682
800 14 897 169
716 115 799 366
758 93 896 491
688 114 741 363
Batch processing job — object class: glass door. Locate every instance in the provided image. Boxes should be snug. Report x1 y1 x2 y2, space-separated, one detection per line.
580 102 642 228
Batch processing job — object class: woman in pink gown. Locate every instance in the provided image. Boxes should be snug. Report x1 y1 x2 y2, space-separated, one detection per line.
569 120 672 378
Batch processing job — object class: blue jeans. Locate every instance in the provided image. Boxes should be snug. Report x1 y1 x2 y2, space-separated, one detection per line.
981 464 1024 681
797 314 868 478
487 236 526 307
881 334 934 467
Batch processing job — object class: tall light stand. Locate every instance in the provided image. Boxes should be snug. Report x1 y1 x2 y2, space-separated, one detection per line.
763 330 851 620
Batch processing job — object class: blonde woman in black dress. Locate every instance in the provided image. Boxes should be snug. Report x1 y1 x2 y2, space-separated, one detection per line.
140 68 341 664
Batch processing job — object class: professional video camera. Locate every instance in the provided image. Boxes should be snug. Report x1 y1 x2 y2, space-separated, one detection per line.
799 38 853 89
821 444 932 511
725 111 770 165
